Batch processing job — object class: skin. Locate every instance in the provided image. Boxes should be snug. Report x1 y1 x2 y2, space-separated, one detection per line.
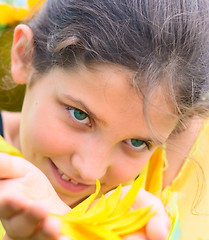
0 24 179 239
0 156 170 240
18 64 177 207
0 153 70 240
163 117 204 186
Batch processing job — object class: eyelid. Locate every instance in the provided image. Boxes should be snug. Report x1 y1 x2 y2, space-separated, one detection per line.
124 139 151 152
61 94 106 126
66 106 92 127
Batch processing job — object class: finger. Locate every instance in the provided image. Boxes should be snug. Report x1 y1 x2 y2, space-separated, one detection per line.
2 234 13 240
29 217 61 240
0 194 26 218
146 209 170 240
0 153 26 179
59 236 71 240
143 193 170 240
2 202 49 239
132 189 170 240
122 230 148 240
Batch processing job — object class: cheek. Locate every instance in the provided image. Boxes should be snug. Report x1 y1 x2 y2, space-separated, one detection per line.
31 119 75 156
21 102 73 156
109 151 154 186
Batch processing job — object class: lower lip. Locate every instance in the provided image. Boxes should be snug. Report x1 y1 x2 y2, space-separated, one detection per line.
49 160 91 193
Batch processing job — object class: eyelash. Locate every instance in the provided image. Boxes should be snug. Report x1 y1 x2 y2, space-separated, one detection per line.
65 106 152 152
124 139 151 152
66 106 92 127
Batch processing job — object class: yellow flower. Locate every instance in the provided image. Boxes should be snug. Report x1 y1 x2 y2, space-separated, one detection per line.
0 0 45 26
53 177 155 240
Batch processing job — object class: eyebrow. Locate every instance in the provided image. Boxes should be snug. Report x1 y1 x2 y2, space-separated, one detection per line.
62 93 107 126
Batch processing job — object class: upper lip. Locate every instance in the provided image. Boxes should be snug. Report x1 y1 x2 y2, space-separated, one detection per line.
51 159 96 186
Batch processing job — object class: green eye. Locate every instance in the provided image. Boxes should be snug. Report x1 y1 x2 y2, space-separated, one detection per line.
131 139 145 147
69 107 90 124
74 109 88 120
125 138 147 151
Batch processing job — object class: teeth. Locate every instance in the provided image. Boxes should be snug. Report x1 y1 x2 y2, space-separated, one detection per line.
70 179 78 185
61 173 70 181
57 168 78 184
57 169 63 175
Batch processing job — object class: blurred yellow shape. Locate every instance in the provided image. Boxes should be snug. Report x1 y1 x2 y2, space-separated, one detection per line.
0 0 46 26
0 3 27 25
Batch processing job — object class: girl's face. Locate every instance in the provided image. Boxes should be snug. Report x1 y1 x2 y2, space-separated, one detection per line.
20 64 177 206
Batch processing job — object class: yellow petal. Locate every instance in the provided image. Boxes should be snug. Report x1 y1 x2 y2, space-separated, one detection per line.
105 184 122 215
76 195 109 222
0 136 22 157
100 206 152 231
112 176 143 216
65 195 109 223
52 178 154 240
113 208 155 235
80 185 123 223
59 222 78 240
61 180 101 220
63 222 122 240
0 222 5 240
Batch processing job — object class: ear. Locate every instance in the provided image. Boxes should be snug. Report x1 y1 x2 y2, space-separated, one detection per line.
11 24 34 85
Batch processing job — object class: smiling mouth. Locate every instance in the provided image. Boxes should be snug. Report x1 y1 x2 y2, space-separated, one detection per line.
57 168 79 185
47 158 100 199
50 159 97 193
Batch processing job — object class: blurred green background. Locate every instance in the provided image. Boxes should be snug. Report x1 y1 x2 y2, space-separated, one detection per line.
0 26 25 112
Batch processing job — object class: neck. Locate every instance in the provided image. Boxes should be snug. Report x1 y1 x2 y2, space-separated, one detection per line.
163 117 204 187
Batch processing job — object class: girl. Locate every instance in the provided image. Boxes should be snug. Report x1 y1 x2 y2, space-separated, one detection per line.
0 0 209 239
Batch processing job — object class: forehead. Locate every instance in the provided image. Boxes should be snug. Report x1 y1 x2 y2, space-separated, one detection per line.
39 63 178 143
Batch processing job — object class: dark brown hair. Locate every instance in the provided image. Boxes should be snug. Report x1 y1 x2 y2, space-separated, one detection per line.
26 0 209 120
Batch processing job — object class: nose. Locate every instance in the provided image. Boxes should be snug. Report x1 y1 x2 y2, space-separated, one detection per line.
71 142 111 182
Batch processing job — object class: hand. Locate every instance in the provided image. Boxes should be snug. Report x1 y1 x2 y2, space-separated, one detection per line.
2 200 69 240
117 186 170 240
0 153 71 240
